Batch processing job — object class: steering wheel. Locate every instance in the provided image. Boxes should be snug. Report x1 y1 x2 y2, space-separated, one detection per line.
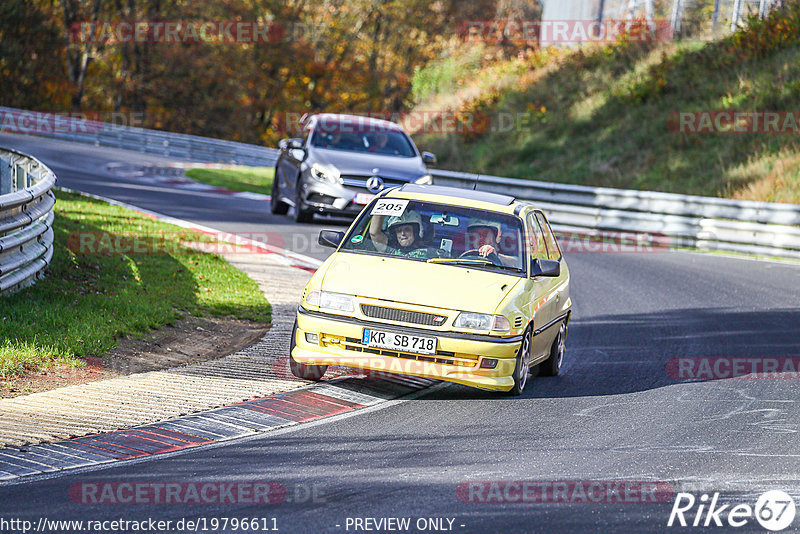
459 249 502 264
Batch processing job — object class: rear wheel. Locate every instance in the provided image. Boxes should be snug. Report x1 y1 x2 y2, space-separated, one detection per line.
540 322 566 377
506 327 532 396
289 320 327 380
293 186 313 223
270 169 289 215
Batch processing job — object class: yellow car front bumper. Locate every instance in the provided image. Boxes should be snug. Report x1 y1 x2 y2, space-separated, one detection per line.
293 307 523 391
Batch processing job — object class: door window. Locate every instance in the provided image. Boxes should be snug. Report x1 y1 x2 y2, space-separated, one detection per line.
526 213 549 261
535 211 561 261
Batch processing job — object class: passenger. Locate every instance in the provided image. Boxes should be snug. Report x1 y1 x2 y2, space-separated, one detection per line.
369 211 445 259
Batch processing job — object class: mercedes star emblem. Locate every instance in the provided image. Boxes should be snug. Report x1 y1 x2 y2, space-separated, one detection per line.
366 176 385 193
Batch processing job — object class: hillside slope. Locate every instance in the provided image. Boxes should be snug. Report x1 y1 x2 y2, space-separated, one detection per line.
410 5 800 203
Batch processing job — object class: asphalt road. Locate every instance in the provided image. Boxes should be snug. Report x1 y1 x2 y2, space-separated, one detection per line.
2 133 800 533
0 132 345 263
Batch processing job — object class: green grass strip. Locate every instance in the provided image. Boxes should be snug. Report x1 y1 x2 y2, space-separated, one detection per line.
185 166 274 195
0 191 271 378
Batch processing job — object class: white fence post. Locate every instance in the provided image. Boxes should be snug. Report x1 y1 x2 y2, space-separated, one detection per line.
711 0 722 31
671 0 684 35
644 0 654 23
731 0 743 30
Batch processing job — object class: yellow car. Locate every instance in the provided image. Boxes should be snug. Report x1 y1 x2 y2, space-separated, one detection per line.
290 184 571 395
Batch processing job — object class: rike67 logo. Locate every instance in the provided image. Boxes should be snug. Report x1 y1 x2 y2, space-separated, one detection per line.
668 490 796 531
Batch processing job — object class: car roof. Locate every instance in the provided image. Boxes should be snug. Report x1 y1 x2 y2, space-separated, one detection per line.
385 184 520 214
310 113 403 132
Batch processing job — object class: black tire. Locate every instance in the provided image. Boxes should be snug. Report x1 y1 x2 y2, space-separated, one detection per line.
540 322 566 377
289 320 327 380
270 168 289 215
506 326 532 396
293 185 313 223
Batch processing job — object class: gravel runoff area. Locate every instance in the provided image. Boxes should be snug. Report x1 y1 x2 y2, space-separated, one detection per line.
0 248 314 448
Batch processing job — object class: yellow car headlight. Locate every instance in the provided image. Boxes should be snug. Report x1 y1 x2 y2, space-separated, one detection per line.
306 290 354 313
453 312 510 332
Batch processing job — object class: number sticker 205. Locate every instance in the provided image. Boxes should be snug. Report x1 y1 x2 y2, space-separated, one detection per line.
370 199 408 217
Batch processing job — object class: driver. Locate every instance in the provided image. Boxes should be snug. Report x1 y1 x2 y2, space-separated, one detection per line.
368 132 389 153
464 218 516 267
369 211 445 259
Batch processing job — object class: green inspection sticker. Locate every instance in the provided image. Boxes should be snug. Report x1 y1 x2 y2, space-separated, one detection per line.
351 234 364 244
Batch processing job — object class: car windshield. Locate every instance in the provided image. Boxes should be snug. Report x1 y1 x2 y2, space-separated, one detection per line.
310 125 416 157
341 199 525 273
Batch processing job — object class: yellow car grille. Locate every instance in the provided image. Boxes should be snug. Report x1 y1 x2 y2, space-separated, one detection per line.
360 304 447 327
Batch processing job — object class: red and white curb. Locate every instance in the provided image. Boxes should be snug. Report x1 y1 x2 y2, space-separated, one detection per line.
0 188 438 482
0 376 437 483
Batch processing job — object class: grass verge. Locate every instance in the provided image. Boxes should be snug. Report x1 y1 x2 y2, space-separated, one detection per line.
185 166 274 195
0 190 271 378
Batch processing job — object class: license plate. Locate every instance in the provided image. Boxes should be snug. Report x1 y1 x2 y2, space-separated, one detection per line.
353 193 376 205
362 328 437 355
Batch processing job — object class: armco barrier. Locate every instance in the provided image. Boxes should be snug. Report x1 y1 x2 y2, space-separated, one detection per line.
0 107 278 167
2 105 798 260
0 148 56 295
429 169 800 260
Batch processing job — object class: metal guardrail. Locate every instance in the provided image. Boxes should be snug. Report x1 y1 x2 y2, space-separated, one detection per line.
0 107 278 167
2 105 797 260
430 169 800 260
0 149 56 295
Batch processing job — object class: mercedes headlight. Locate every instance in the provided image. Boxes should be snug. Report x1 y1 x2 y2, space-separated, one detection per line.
305 290 354 313
310 163 343 184
415 174 433 185
453 312 510 331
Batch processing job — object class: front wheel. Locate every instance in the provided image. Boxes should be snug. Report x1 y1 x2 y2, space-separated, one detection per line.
293 186 313 223
289 320 327 380
270 168 289 215
506 327 532 396
540 322 566 377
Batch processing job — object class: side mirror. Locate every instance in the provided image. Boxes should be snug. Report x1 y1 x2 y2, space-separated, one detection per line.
530 258 560 278
280 138 303 151
319 230 345 249
422 151 437 165
290 148 307 161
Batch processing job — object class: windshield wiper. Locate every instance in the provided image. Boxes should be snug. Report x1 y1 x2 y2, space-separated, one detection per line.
427 258 523 272
427 258 492 265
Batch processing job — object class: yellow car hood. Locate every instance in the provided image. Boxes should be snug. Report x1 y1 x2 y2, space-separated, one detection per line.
320 253 522 312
